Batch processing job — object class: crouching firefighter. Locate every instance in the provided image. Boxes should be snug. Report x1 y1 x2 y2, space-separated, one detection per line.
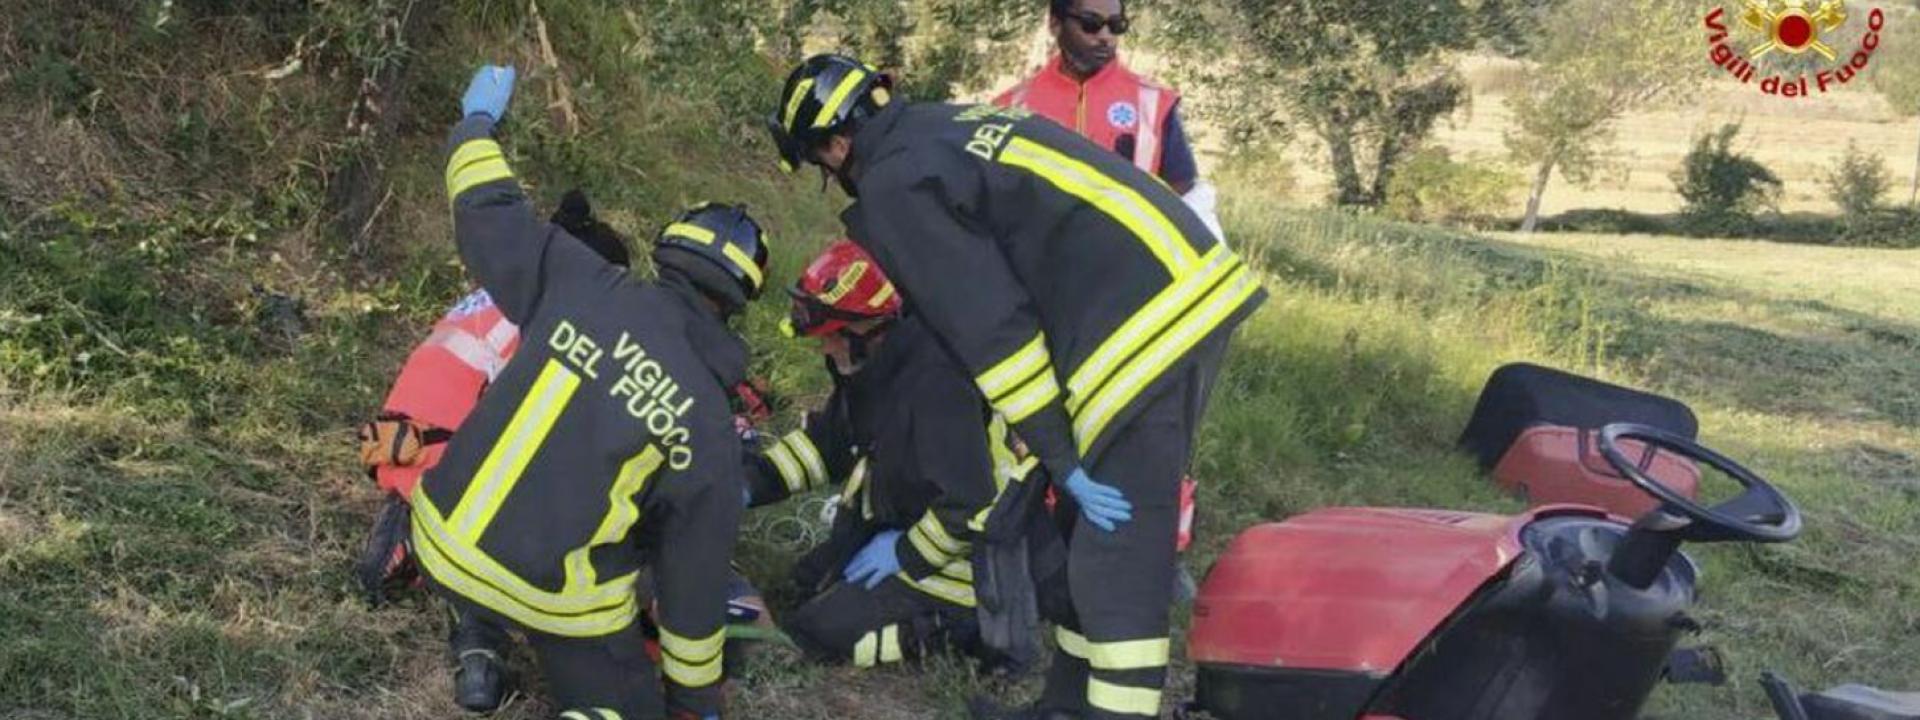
412 65 773 720
355 188 630 713
769 55 1265 719
744 240 1039 670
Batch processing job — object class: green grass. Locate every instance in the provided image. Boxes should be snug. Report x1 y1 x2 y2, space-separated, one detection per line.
4 3 1918 718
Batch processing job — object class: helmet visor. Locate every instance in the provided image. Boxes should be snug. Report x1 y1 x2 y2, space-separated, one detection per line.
766 114 807 174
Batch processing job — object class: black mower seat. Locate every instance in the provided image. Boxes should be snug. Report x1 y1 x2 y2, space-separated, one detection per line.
1805 685 1920 720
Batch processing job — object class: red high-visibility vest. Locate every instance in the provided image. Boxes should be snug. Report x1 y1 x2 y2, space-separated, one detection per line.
994 53 1180 177
375 289 520 496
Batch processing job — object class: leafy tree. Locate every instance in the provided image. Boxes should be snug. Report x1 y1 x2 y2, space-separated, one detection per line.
1150 0 1548 207
756 0 1044 101
1383 147 1517 228
1870 13 1920 206
1672 123 1782 231
1505 0 1700 232
1825 141 1892 219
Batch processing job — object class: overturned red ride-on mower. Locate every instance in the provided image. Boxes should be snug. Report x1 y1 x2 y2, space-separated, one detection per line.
1460 363 1703 519
1189 423 1801 720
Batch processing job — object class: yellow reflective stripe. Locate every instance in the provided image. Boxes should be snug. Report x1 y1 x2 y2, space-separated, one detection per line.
853 630 879 667
784 430 828 488
1056 629 1169 670
901 572 975 607
998 136 1196 273
814 68 869 128
560 712 591 720
722 242 764 291
867 281 896 309
914 513 966 556
411 492 638 612
976 334 1050 401
660 627 725 688
880 624 903 663
1057 627 1090 658
450 360 580 541
1074 261 1259 454
664 222 715 245
994 370 1060 424
448 159 514 200
936 559 974 583
764 441 807 493
661 626 726 663
970 415 1037 532
1088 679 1162 716
840 458 870 508
596 711 622 720
908 525 955 568
410 507 637 637
1066 245 1235 416
783 77 817 130
446 139 513 200
562 445 663 593
663 653 723 688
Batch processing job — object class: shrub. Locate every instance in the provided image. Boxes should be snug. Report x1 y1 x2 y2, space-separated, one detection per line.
1383 148 1517 228
1672 123 1782 234
1825 141 1892 219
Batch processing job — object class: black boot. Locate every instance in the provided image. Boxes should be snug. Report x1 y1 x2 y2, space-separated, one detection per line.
453 648 506 713
448 608 510 713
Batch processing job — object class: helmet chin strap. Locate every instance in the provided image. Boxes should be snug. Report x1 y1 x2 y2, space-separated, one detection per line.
818 164 859 198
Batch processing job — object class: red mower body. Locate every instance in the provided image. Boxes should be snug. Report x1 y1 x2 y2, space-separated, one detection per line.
1191 504 1700 720
1492 426 1701 519
1189 507 1531 675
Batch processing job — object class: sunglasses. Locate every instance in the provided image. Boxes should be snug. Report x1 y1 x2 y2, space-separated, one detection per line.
1062 9 1129 36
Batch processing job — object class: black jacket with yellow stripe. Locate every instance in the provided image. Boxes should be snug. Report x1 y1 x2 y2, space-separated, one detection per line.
747 316 1030 607
414 115 743 714
841 102 1266 482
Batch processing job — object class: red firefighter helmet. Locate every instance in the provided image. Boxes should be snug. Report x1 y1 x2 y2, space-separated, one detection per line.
785 239 902 338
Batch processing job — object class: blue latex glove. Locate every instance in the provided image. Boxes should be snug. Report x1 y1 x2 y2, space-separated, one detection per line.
461 65 517 123
1065 467 1133 532
843 529 903 590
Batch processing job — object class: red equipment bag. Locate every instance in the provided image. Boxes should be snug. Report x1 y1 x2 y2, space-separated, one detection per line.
1460 363 1702 518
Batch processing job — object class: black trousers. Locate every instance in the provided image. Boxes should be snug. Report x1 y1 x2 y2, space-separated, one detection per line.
1038 337 1226 719
784 574 980 668
435 588 666 720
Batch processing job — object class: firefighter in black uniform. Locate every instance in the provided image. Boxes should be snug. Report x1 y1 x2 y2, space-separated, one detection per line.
767 55 1266 719
411 65 772 720
746 239 1029 670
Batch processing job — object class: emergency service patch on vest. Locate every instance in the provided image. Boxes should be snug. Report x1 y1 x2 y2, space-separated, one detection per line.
1107 101 1139 130
546 320 699 470
446 289 495 320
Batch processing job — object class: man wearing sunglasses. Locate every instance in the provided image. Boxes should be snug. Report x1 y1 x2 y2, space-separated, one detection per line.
994 0 1222 240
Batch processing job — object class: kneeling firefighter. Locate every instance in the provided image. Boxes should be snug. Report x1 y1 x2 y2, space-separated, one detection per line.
411 65 771 720
745 240 1038 670
355 188 630 713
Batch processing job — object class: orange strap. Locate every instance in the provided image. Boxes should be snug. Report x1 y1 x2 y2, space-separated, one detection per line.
359 418 433 468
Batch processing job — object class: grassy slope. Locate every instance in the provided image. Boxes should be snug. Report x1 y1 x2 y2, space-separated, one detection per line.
4 3 1918 719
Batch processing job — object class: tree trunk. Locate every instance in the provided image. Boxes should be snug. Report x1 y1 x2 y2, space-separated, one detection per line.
1910 117 1919 207
1521 156 1557 234
1320 120 1370 206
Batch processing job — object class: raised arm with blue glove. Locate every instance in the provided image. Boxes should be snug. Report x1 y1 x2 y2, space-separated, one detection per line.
1064 467 1132 532
461 65 517 124
843 529 904 589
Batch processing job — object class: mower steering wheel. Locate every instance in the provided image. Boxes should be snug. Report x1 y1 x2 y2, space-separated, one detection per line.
1598 423 1802 543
